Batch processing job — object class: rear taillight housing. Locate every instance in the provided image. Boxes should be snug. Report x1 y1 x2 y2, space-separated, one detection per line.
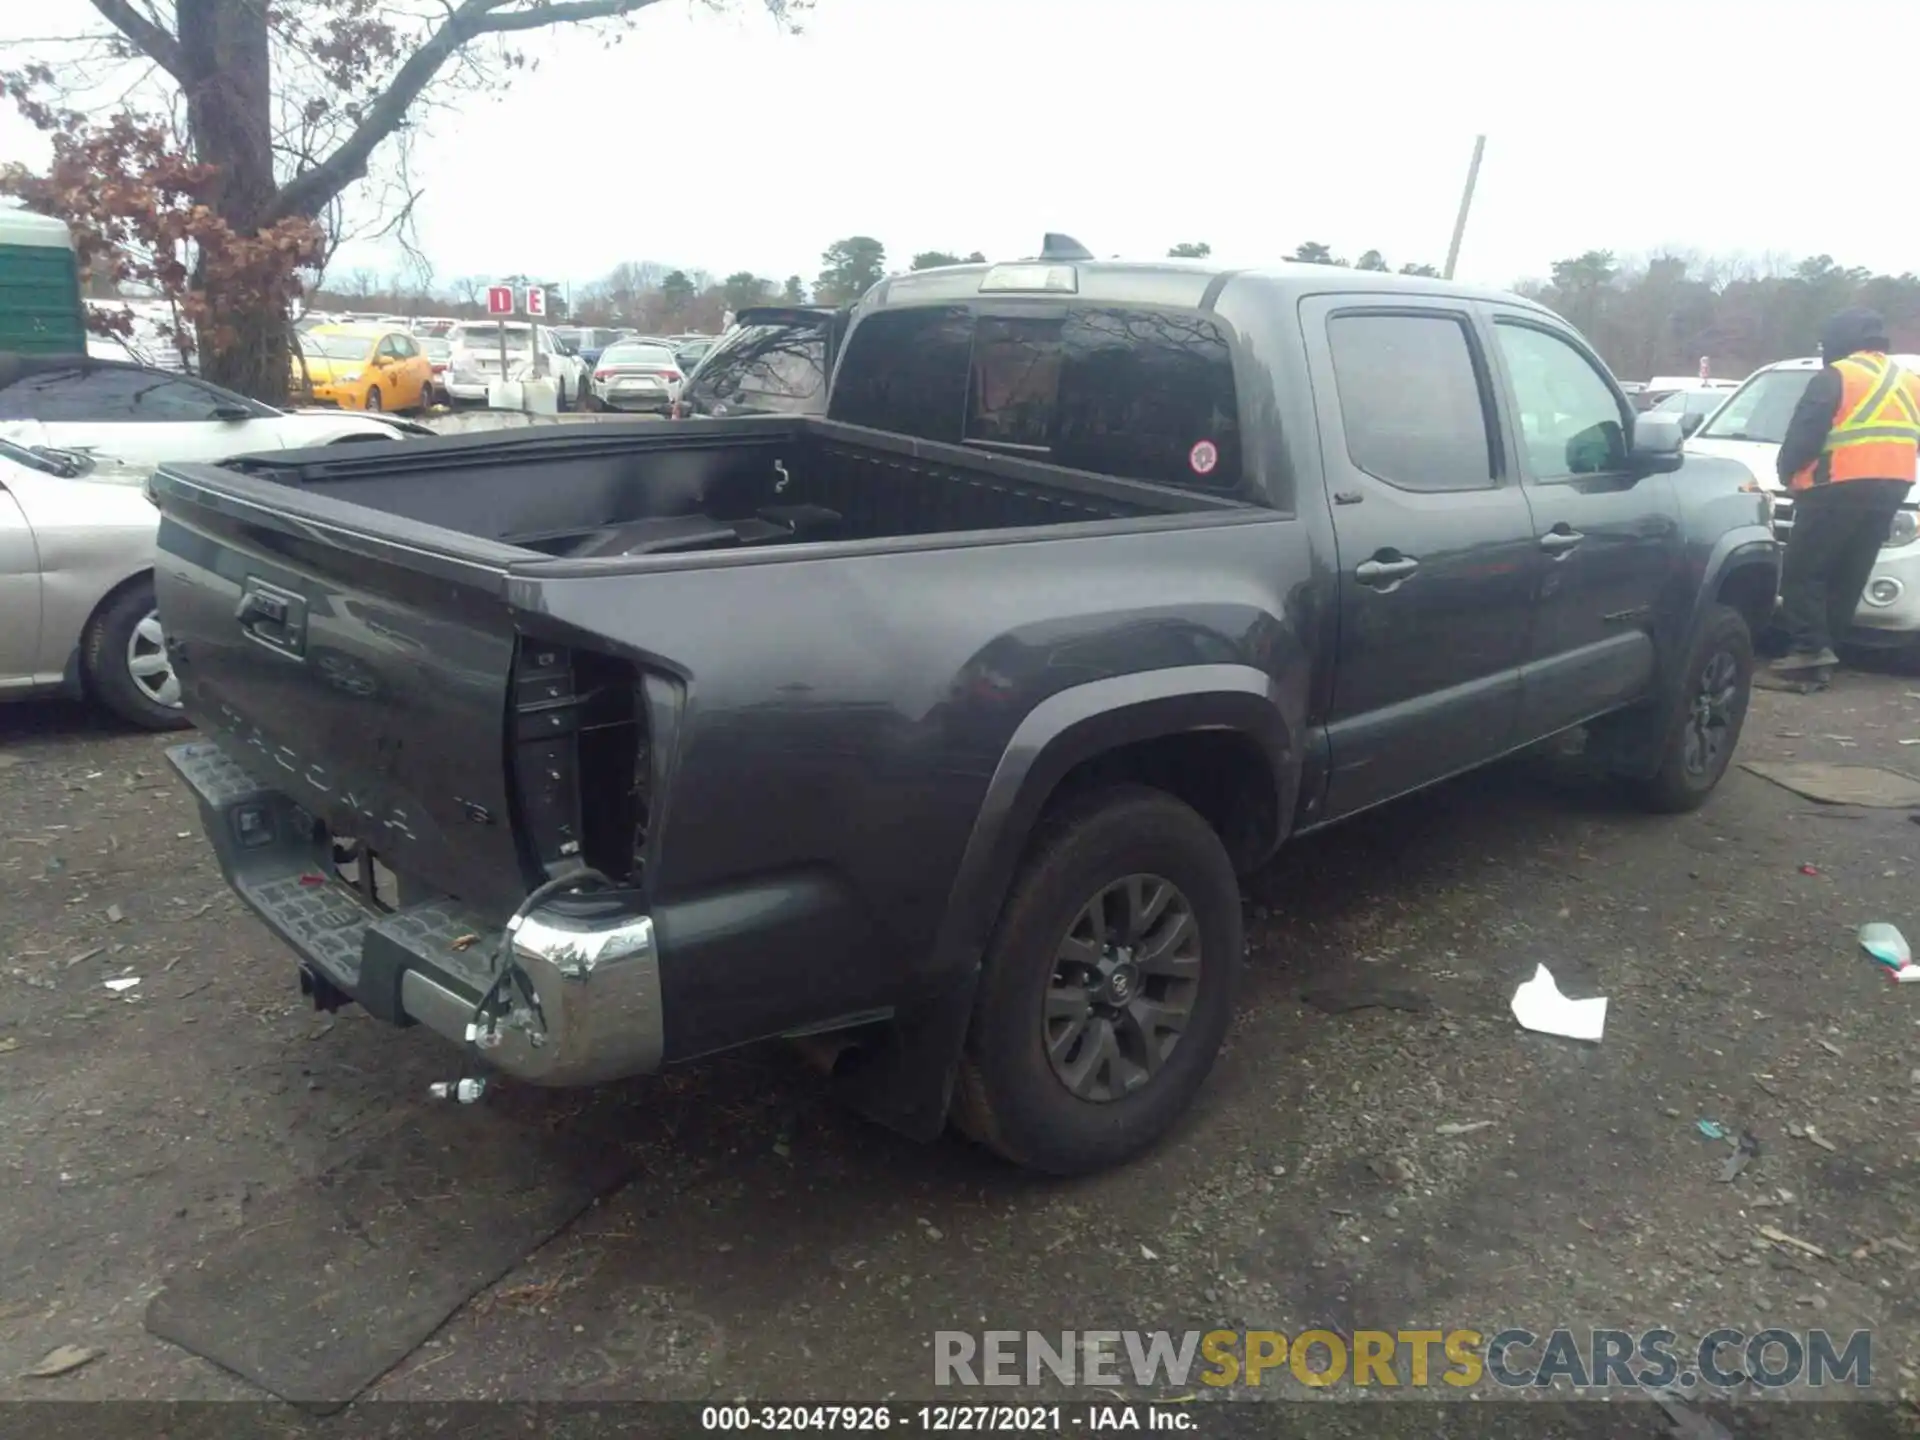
594 369 610 381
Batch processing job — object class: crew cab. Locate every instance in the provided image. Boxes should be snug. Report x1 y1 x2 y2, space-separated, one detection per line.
1686 354 1920 652
149 253 1777 1175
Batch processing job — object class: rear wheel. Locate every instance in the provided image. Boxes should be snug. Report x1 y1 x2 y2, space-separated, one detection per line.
84 579 191 732
952 785 1241 1175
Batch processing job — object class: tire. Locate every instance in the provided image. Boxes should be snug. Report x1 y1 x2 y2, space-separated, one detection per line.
84 579 191 732
952 784 1242 1175
1625 602 1753 813
365 386 382 413
556 377 570 413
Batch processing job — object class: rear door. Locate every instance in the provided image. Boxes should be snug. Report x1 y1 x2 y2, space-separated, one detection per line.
1487 311 1681 739
1299 297 1542 819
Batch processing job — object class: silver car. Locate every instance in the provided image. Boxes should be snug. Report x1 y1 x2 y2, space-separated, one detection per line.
589 341 685 414
0 438 185 730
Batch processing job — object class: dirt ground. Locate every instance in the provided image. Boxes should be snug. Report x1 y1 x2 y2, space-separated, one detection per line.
2 672 1918 1422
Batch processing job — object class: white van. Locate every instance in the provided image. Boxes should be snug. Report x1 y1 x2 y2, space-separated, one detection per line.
1686 355 1920 649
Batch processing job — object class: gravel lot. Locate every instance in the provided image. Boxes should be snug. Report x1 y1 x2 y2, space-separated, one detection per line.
2 673 1917 1426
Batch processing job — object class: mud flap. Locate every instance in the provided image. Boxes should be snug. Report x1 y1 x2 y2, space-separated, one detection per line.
832 965 981 1143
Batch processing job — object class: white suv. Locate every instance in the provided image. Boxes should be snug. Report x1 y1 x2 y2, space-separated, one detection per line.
444 322 589 410
1686 354 1920 649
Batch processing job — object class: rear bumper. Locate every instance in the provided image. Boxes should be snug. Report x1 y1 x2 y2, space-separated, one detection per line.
168 739 664 1086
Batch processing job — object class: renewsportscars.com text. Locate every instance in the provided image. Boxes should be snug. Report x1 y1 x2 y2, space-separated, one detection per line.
934 1328 1871 1390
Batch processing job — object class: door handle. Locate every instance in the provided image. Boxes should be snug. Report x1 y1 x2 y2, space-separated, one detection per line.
1539 527 1584 553
1355 554 1420 585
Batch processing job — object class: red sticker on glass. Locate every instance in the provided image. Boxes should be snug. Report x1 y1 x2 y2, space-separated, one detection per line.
1189 439 1219 475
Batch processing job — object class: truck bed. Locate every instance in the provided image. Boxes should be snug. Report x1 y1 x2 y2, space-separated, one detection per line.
204 415 1240 562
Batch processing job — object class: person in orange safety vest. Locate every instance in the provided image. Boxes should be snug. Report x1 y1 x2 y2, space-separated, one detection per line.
1758 308 1920 687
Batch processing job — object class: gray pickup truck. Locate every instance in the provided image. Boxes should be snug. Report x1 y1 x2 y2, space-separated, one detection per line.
149 252 1778 1174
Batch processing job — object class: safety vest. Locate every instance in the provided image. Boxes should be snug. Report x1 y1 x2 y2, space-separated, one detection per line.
1790 352 1920 490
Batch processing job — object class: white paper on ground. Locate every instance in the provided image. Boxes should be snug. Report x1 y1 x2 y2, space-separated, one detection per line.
1509 963 1608 1041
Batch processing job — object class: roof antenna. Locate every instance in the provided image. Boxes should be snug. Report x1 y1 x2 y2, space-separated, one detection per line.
1037 233 1093 262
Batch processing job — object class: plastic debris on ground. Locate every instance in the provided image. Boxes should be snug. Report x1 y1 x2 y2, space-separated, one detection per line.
1696 1119 1726 1141
1720 1131 1761 1182
1509 964 1607 1041
102 976 139 993
1858 922 1920 981
1798 864 1820 876
22 1344 101 1379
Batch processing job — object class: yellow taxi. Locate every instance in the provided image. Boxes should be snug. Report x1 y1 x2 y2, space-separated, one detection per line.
291 325 434 413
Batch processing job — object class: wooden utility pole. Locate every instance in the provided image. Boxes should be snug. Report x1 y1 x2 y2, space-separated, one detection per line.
1442 134 1487 281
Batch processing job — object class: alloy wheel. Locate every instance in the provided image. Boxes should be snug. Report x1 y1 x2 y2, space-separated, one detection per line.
1042 873 1201 1103
1684 648 1740 776
127 610 182 709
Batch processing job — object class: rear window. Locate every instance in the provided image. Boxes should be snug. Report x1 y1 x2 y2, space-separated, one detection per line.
600 344 677 367
832 304 1243 492
454 324 530 351
685 320 832 416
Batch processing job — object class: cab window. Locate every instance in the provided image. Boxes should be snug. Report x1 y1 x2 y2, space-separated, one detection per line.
1495 322 1630 478
834 304 1243 492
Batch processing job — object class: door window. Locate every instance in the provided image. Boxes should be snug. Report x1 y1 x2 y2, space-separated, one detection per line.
1326 313 1497 492
376 337 403 362
1495 322 1630 479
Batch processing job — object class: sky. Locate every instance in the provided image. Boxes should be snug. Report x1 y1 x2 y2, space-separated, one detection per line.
3 0 1917 297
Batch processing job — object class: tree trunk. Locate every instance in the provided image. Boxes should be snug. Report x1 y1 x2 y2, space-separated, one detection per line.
178 0 288 400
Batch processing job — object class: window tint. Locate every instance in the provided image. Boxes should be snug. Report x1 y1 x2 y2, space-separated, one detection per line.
839 305 1243 490
0 366 223 422
1327 313 1496 492
967 317 1062 449
1052 309 1240 491
832 306 972 442
1495 322 1630 478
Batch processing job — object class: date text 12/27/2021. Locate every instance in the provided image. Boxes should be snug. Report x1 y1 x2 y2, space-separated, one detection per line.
699 1405 1198 1432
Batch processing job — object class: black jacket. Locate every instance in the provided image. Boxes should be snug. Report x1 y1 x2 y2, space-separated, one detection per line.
1776 309 1895 486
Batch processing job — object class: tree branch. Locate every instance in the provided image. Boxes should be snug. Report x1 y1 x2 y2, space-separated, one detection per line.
89 0 182 81
473 0 663 35
267 0 662 224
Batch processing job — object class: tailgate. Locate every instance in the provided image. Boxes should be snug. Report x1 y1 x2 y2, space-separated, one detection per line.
150 460 537 909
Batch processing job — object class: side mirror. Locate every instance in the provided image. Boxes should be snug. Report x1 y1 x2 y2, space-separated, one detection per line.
1630 412 1687 473
210 404 251 422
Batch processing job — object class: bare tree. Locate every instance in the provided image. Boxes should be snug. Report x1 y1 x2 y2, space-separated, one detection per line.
3 0 806 397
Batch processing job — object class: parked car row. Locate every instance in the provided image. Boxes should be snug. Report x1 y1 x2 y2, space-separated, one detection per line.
0 352 424 730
